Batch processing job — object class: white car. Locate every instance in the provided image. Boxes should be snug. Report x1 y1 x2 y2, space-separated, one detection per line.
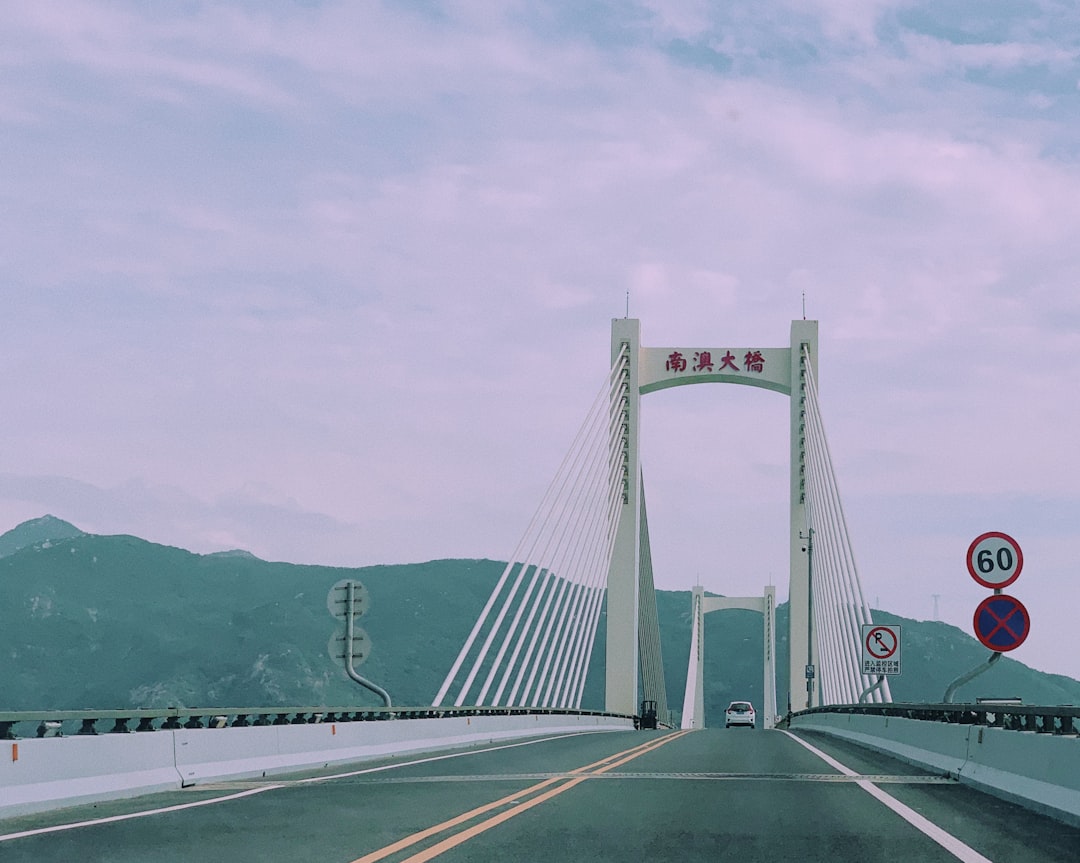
725 700 756 728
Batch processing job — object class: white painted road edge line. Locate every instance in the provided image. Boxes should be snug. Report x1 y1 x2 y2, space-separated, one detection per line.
780 730 994 863
0 786 284 843
0 730 609 842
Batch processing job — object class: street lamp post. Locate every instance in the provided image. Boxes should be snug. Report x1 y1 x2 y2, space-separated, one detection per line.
802 528 814 708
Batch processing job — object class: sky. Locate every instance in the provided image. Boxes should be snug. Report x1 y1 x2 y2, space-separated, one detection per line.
2 1 1080 684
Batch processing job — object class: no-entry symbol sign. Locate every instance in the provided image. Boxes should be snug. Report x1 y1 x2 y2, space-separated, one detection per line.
861 624 901 675
973 594 1030 652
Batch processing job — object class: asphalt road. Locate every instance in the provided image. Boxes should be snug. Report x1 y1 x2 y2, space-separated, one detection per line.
2 727 1078 862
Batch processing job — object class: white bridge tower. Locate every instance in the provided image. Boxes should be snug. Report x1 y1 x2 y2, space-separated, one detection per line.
606 318 820 716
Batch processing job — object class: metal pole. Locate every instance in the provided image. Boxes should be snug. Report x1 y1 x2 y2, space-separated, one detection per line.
944 585 1005 704
943 651 1001 703
803 528 814 708
345 580 392 708
858 675 886 703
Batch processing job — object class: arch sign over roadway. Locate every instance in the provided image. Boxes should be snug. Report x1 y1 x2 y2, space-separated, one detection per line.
638 346 793 395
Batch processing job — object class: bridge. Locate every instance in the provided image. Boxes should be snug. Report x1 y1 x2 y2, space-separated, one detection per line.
2 319 1079 860
431 318 884 724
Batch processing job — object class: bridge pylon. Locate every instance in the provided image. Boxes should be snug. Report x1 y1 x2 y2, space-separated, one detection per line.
680 585 777 729
606 318 643 716
439 316 882 715
605 318 822 716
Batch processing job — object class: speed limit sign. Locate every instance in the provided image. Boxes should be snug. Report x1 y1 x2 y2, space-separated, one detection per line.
967 532 1023 589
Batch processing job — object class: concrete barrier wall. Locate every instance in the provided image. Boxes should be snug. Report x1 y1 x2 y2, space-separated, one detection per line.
961 725 1080 824
789 712 1080 827
1 713 633 819
1 734 182 818
789 712 973 775
173 713 630 784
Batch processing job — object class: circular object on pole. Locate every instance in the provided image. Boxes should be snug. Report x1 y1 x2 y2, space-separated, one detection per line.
966 532 1023 589
326 578 369 619
864 626 898 659
972 594 1029 652
327 628 371 667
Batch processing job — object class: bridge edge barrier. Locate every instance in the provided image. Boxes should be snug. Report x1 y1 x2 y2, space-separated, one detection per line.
788 712 1080 828
1 714 633 820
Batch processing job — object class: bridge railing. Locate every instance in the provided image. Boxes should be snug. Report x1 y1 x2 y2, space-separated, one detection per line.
789 702 1080 736
0 705 636 740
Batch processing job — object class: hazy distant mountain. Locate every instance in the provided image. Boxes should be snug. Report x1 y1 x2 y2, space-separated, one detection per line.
1 517 1078 719
0 514 83 558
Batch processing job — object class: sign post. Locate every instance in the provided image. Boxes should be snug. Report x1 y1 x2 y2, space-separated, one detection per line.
326 578 392 707
944 532 1030 703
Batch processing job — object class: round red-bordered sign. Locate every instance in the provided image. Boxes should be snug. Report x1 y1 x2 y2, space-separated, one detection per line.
973 594 1030 652
966 531 1023 589
864 626 898 659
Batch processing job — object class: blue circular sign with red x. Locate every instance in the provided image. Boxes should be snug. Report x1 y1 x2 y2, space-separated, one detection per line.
973 594 1030 652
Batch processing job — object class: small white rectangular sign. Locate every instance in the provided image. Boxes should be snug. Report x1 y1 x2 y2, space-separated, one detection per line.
861 623 902 676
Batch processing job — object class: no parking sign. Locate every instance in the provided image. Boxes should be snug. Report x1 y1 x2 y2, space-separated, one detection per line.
973 594 1029 652
861 624 901 675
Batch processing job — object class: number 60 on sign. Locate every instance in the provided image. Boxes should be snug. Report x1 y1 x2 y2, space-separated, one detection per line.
966 531 1023 589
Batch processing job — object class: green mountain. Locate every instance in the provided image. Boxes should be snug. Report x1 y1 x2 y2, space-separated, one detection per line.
0 514 83 558
1 518 1078 723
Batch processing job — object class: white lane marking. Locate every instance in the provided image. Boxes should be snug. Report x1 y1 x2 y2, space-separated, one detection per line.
291 730 606 785
0 730 610 842
780 730 994 863
0 786 283 843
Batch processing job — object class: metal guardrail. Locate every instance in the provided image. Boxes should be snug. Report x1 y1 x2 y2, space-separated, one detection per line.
790 702 1080 736
0 706 636 740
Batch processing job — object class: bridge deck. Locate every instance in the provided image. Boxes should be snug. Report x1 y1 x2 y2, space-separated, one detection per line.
2 728 1077 862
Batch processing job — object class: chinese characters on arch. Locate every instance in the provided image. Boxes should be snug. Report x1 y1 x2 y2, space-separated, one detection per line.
664 349 767 375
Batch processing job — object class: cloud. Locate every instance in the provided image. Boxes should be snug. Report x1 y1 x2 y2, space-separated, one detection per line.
0 472 364 564
2 1 1080 681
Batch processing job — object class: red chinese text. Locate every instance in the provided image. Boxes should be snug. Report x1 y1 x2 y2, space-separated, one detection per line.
666 351 687 372
744 350 765 372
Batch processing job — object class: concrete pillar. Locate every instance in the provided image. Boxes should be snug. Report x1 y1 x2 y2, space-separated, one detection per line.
606 317 641 716
680 587 705 729
763 585 777 728
789 319 818 712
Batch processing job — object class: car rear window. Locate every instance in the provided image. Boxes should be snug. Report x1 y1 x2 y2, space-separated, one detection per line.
730 702 751 711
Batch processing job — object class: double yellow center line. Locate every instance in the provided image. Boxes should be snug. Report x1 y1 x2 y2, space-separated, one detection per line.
351 730 691 863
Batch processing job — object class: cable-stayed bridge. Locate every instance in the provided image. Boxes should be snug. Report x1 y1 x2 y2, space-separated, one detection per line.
434 317 887 726
4 318 1080 859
